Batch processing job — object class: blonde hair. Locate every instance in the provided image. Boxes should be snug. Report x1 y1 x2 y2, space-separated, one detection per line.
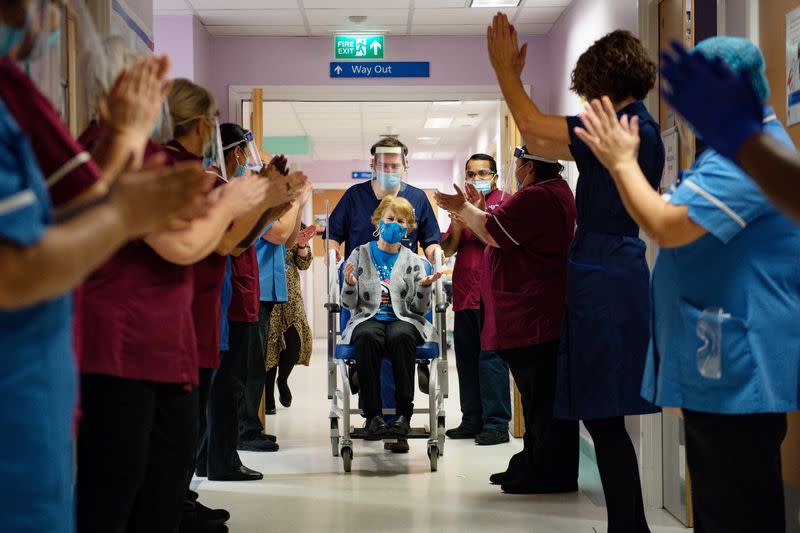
168 78 216 139
371 196 417 231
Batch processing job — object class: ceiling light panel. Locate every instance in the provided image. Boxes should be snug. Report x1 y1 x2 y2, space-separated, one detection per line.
412 7 517 25
469 0 521 7
303 0 411 7
424 117 454 129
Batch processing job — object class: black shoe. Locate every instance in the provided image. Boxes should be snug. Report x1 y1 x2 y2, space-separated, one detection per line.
385 438 409 453
194 500 230 524
265 406 277 415
489 471 507 485
475 429 510 446
445 426 480 439
417 363 430 394
238 436 280 452
387 415 410 438
365 416 388 440
277 379 292 408
208 465 264 482
501 481 578 495
179 513 229 533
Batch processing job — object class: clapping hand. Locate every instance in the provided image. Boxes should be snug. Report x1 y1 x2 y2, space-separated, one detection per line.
344 262 357 286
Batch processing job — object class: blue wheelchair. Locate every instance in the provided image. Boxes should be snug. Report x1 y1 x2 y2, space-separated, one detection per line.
326 249 449 473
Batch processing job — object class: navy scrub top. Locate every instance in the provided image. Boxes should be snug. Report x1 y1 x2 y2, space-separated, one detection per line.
554 100 664 421
327 180 441 259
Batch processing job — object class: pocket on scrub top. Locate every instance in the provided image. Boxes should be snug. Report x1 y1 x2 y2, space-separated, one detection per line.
678 299 755 392
489 287 553 339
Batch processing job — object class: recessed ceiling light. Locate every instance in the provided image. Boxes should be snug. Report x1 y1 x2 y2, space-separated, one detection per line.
424 118 453 129
412 152 433 160
470 0 521 7
417 136 441 145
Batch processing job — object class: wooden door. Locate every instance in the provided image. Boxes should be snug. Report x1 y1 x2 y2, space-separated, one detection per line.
760 0 800 497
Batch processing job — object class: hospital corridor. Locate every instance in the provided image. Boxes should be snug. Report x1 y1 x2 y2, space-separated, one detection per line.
1 0 800 532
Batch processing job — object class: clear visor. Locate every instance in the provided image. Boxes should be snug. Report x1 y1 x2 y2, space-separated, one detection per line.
204 117 228 182
373 147 407 177
243 131 264 171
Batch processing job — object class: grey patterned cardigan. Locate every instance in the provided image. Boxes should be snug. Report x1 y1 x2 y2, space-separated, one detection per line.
340 244 436 344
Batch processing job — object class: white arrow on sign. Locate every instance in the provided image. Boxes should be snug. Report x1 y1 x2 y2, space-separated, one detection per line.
334 65 343 75
370 40 382 54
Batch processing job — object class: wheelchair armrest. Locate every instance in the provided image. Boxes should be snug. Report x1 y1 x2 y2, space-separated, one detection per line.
325 302 340 313
435 303 448 313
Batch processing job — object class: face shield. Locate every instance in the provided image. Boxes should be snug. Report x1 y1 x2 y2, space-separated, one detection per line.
18 0 65 116
203 117 228 182
242 130 263 172
372 146 406 191
512 146 558 189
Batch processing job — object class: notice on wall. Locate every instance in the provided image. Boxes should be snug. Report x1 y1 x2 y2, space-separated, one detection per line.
786 6 800 126
661 127 680 194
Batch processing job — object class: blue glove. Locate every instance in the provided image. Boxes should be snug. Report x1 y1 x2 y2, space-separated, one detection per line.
660 41 763 161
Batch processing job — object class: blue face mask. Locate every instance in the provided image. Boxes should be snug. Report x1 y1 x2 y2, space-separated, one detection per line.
375 172 402 190
471 179 492 194
0 7 31 57
378 220 407 244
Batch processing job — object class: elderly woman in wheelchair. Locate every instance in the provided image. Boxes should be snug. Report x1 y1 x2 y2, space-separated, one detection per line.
340 196 442 441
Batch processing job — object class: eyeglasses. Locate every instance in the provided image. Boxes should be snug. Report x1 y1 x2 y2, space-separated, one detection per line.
466 169 496 179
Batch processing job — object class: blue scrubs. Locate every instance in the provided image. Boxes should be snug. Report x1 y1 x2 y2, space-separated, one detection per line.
554 101 662 420
642 112 800 414
255 222 288 304
327 180 441 259
0 100 76 531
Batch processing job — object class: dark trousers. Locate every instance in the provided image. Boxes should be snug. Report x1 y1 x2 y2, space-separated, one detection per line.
498 341 579 486
684 409 787 533
240 302 274 439
77 375 197 533
583 417 649 533
352 318 421 420
453 309 511 432
197 321 256 476
265 325 302 410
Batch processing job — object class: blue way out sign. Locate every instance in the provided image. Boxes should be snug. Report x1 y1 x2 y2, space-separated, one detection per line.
330 61 430 78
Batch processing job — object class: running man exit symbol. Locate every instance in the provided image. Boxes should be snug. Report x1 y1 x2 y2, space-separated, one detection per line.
335 35 384 59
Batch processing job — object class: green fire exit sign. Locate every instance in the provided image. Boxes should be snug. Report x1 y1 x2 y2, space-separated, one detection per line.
335 35 384 59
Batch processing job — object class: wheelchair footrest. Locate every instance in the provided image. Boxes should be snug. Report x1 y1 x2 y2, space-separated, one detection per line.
350 427 431 440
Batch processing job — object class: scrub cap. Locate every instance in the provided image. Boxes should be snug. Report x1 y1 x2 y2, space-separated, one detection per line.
691 36 769 102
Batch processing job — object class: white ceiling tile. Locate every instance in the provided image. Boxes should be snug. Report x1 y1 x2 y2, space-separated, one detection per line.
154 8 193 15
294 102 361 113
412 7 516 25
154 0 191 10
413 0 469 7
310 25 408 36
411 24 489 35
515 6 566 24
204 25 307 36
197 10 304 26
189 0 298 8
303 0 411 7
513 23 552 35
306 9 409 26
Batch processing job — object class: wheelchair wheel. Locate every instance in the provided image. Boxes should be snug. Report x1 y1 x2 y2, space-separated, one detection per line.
427 444 439 472
437 416 446 456
342 446 353 473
